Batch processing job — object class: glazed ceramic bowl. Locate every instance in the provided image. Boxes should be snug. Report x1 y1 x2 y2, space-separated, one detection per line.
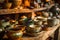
7 25 26 40
26 25 42 33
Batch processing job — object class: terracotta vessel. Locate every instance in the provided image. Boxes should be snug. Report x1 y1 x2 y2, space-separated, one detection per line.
24 0 30 7
12 0 22 9
3 0 12 9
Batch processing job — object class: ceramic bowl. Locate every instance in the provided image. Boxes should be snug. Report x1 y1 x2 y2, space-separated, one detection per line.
47 18 59 27
7 29 24 40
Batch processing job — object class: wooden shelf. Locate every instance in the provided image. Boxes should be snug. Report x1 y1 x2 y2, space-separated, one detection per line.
0 9 32 15
33 7 47 11
41 24 60 40
20 24 60 40
31 4 55 12
0 8 47 15
0 4 54 15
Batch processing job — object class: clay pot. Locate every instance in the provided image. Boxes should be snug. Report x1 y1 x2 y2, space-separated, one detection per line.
26 25 42 37
24 0 30 7
42 12 49 18
26 25 42 33
7 29 23 40
12 0 22 9
2 0 12 9
7 25 26 40
47 18 59 27
3 2 12 9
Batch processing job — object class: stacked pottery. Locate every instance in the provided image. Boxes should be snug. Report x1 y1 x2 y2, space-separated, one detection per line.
26 24 42 37
0 19 10 29
7 30 23 40
7 25 25 40
34 16 43 26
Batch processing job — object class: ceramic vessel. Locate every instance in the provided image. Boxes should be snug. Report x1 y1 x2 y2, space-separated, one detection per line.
3 2 12 9
24 0 30 7
47 18 59 27
12 0 22 9
7 30 23 40
3 0 12 9
7 25 26 40
26 25 42 33
42 12 49 17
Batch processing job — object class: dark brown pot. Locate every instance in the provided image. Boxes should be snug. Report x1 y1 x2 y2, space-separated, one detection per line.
3 2 12 9
12 0 22 9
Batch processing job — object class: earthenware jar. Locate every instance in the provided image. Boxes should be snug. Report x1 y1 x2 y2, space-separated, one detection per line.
12 0 22 9
26 25 42 37
3 0 12 9
26 25 42 33
7 30 23 40
7 25 26 40
0 19 10 28
47 17 59 27
24 0 30 7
